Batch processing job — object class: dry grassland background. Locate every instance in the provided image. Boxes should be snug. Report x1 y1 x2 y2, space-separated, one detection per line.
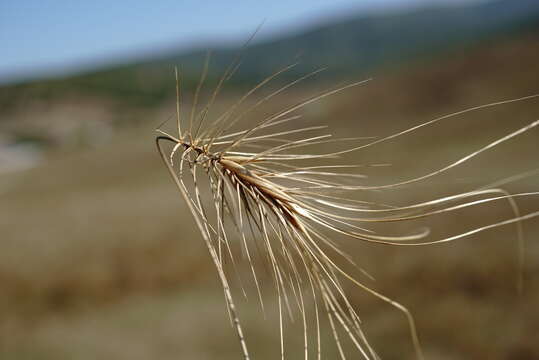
1 20 539 360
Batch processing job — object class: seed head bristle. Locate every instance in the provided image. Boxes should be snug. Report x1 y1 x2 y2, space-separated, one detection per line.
156 49 539 359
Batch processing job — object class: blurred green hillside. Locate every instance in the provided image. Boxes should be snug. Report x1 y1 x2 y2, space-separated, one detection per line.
2 0 539 112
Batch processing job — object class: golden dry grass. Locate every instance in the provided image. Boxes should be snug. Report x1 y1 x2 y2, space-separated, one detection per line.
1 31 538 359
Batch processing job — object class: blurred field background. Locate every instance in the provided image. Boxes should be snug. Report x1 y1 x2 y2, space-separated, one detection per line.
1 1 539 359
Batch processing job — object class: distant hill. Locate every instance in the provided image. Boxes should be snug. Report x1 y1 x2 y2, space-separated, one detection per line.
1 0 539 111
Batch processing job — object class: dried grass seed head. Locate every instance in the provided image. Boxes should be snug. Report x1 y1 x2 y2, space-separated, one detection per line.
155 52 539 360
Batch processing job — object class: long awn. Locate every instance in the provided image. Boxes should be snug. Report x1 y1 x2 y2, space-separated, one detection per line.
155 53 539 359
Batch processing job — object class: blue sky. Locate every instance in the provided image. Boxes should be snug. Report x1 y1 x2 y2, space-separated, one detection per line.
1 0 482 83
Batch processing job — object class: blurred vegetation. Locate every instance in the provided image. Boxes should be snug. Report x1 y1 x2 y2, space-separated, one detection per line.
1 0 539 114
1 1 539 359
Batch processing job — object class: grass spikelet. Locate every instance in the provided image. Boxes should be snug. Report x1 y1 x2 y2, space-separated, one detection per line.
155 51 539 359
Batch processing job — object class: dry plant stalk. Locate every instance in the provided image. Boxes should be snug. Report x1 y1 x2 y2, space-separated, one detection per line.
155 50 539 359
